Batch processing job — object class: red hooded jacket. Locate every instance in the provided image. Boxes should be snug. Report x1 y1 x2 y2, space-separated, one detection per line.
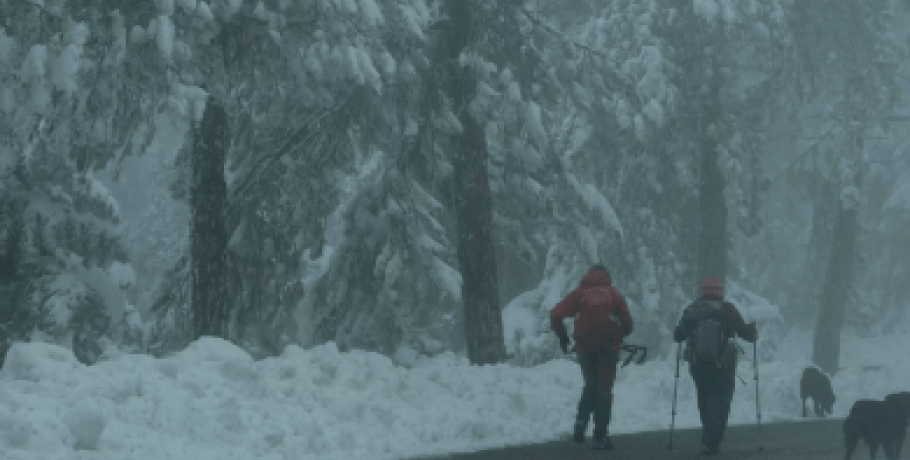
550 269 634 353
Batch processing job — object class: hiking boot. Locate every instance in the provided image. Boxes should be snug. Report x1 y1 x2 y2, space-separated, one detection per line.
592 435 614 450
572 421 586 443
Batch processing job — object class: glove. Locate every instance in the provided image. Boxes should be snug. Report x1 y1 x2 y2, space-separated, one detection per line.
559 335 571 354
673 325 687 343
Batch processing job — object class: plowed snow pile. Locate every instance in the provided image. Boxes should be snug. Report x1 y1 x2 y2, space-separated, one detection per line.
0 328 906 460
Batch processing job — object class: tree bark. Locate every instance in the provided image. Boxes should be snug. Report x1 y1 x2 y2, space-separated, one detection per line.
813 148 861 375
697 124 728 286
453 116 506 365
671 4 729 291
695 45 728 287
191 97 229 339
812 43 866 374
440 0 506 365
0 205 28 368
798 178 838 323
812 202 857 375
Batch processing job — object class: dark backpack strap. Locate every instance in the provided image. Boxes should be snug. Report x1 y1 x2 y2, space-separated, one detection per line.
703 300 728 338
705 300 736 366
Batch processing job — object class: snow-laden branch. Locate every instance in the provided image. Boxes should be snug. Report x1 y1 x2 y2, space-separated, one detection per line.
13 0 63 18
226 90 358 212
517 7 635 97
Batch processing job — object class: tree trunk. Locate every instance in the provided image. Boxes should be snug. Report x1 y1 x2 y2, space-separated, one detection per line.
813 149 861 375
191 97 229 339
673 5 728 291
801 178 837 322
696 48 728 287
453 116 506 365
440 0 506 365
812 202 857 375
812 61 865 375
697 127 728 286
0 206 28 368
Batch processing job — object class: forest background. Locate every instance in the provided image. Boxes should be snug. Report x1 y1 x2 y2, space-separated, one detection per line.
2 0 910 377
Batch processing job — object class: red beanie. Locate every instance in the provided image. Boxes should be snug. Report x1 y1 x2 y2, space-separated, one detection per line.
700 277 724 298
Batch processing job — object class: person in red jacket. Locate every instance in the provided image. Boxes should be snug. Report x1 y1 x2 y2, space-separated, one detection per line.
551 264 633 451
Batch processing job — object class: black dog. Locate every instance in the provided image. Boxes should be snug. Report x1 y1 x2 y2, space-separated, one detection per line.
883 392 910 458
844 392 910 460
800 366 835 417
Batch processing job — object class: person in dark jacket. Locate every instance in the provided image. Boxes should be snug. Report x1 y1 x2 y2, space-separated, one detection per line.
551 265 633 451
674 277 758 456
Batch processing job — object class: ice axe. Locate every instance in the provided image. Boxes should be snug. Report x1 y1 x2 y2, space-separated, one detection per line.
620 344 648 367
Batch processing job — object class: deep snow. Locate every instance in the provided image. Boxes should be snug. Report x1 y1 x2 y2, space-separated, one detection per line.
0 326 908 460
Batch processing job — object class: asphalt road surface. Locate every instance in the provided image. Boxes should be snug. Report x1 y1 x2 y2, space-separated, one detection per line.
407 419 847 460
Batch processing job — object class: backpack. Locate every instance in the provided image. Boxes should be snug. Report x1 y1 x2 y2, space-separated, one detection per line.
576 286 623 342
684 300 727 364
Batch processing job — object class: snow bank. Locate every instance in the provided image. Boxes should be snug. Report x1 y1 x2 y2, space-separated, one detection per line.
1 328 908 460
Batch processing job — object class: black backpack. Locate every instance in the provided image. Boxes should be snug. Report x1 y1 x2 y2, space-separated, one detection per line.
684 300 728 364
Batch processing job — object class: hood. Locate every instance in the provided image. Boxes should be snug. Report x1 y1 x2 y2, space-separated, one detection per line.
579 269 612 288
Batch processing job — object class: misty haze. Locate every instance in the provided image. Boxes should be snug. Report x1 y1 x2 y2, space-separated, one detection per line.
0 1 908 459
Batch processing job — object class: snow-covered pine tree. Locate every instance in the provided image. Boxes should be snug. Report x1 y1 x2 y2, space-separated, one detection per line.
144 0 450 359
0 2 165 363
769 0 902 373
439 2 650 364
862 142 910 333
656 0 783 291
496 0 785 361
843 4 910 336
429 0 505 365
549 0 691 345
302 0 471 359
797 1 899 374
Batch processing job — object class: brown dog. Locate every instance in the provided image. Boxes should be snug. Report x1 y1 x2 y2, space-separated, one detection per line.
844 392 910 460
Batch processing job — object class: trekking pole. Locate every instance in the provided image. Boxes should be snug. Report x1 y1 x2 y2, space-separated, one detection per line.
753 340 763 452
669 343 681 450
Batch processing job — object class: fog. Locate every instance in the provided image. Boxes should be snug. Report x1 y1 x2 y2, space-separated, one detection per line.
1 0 908 394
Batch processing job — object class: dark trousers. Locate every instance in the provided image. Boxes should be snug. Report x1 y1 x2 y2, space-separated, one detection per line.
690 362 736 449
576 348 619 437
